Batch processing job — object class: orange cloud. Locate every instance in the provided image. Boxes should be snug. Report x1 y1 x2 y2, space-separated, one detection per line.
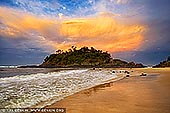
59 14 145 52
0 7 60 49
0 7 59 34
0 7 145 52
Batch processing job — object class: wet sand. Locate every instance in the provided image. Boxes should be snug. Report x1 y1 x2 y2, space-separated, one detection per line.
45 68 170 113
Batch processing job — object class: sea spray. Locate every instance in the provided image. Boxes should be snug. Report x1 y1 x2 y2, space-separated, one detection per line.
0 69 117 108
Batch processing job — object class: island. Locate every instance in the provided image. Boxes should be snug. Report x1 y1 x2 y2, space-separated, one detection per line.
39 46 145 68
153 56 170 68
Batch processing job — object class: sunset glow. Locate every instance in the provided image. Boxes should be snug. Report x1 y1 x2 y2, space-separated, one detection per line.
0 7 145 52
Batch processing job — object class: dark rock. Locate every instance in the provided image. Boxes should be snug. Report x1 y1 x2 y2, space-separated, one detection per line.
125 71 130 74
140 73 147 76
126 74 130 77
112 71 115 73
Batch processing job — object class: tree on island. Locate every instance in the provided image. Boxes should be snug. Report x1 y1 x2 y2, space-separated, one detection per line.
40 46 145 68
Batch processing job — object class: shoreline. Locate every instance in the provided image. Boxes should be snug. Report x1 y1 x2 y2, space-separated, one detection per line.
31 68 127 108
41 68 170 113
32 68 152 108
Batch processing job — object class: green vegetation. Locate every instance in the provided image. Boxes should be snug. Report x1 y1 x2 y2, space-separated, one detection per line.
153 56 170 68
40 46 145 68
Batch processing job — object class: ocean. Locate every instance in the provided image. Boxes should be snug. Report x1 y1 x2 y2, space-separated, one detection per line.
0 67 117 108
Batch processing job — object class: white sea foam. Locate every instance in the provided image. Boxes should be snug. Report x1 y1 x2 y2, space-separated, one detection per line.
0 66 17 68
0 69 117 108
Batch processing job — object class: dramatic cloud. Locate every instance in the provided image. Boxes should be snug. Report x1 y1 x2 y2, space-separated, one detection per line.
59 14 145 52
0 7 145 52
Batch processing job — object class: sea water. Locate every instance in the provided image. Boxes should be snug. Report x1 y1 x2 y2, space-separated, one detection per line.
0 68 117 108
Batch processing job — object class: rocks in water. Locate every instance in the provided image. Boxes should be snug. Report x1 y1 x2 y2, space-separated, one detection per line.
124 71 130 74
112 70 130 77
112 71 115 73
140 73 147 76
126 74 130 77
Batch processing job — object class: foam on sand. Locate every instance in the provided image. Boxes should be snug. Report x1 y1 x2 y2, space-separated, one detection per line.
0 69 117 108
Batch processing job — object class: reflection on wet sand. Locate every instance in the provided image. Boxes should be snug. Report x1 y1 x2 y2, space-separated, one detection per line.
46 68 170 113
82 83 112 96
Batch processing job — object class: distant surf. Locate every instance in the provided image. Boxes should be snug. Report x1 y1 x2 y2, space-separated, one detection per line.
0 68 117 108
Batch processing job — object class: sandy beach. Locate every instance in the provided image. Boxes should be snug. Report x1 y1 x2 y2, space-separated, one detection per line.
43 68 170 113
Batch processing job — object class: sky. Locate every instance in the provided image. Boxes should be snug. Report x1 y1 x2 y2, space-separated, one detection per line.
0 0 170 66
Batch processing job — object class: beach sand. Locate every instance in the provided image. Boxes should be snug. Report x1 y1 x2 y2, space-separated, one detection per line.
43 68 170 113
